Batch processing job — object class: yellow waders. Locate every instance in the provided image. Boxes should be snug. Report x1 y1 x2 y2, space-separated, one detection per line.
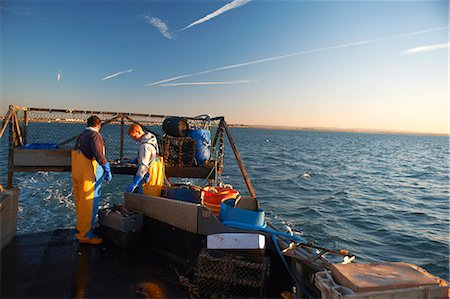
71 150 104 240
141 156 165 196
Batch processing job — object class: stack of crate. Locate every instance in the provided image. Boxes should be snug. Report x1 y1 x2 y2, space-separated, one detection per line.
98 206 143 248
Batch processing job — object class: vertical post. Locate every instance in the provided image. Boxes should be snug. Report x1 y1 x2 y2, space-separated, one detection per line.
211 118 222 149
217 121 225 175
223 121 256 198
23 109 29 145
120 115 124 162
7 109 15 188
12 113 23 146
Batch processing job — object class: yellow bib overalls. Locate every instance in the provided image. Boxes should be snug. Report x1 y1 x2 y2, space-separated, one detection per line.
141 155 165 196
71 150 104 240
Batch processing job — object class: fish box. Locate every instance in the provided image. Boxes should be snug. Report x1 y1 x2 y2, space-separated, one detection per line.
314 263 449 299
207 233 266 250
99 226 143 248
165 185 202 203
98 208 143 233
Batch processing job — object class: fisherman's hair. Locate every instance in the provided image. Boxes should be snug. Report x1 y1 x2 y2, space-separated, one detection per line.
87 116 102 127
128 123 143 135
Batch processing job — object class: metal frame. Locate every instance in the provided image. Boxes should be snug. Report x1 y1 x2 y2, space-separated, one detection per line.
1 105 256 198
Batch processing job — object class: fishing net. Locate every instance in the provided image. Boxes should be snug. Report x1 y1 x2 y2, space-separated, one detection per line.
193 249 270 298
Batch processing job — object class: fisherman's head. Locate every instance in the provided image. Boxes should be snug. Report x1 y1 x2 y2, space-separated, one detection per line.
87 116 102 130
128 123 145 142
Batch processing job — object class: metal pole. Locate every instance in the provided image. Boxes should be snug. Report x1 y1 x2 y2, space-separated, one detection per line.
120 116 124 161
24 109 29 145
211 117 223 149
217 121 225 175
223 121 256 198
13 113 23 146
7 110 15 188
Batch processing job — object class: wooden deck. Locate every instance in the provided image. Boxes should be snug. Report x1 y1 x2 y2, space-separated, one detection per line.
1 229 189 298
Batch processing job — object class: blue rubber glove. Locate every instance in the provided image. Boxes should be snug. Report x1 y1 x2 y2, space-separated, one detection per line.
102 163 113 183
126 175 143 193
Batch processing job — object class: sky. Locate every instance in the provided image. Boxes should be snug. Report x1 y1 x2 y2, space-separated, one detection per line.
1 0 448 134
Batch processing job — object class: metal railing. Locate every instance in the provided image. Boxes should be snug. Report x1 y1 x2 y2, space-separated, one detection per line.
1 105 256 197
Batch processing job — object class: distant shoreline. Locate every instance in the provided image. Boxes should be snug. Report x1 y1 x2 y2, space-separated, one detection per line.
0 116 446 137
228 124 448 137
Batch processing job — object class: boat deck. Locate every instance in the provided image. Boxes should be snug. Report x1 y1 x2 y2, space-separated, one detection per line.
1 229 189 298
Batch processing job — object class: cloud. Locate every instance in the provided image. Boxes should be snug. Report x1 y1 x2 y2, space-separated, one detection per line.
0 5 36 17
145 26 449 86
101 69 133 81
158 80 254 86
145 75 192 86
142 15 174 39
401 43 449 54
179 0 251 31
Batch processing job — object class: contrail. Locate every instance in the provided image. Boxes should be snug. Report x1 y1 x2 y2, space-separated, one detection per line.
179 0 251 31
145 26 448 86
101 69 133 81
401 42 449 54
143 15 174 39
158 80 253 86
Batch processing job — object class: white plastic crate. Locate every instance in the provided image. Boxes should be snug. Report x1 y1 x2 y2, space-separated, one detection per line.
207 233 266 249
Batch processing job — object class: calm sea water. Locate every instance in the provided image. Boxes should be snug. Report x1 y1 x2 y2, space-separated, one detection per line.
1 127 449 281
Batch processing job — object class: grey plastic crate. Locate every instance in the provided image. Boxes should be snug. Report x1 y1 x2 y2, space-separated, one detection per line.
98 209 143 233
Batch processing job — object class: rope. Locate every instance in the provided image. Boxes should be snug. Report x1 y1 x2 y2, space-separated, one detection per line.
178 275 200 298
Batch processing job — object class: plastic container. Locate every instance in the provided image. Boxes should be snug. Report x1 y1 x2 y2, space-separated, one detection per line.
98 208 143 233
219 199 265 227
162 117 189 137
189 129 211 165
165 185 202 203
202 186 239 216
314 267 449 299
21 143 59 149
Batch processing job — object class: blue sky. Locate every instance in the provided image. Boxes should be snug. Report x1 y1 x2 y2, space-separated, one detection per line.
1 0 448 134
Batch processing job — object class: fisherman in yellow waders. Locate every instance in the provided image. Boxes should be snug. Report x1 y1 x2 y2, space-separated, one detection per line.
72 116 112 245
126 124 164 196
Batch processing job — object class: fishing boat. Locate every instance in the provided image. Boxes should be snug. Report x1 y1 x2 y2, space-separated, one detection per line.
1 104 448 298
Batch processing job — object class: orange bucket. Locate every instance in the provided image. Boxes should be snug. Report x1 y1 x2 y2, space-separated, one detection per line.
201 186 239 216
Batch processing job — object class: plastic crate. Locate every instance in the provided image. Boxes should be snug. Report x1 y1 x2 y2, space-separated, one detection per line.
98 208 143 233
314 267 449 299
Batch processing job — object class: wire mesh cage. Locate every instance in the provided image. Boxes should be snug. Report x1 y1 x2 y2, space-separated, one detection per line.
194 249 271 298
162 136 196 167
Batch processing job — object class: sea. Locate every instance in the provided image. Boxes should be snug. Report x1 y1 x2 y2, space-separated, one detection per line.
0 126 449 281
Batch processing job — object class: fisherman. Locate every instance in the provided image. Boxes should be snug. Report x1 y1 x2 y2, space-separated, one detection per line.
71 115 112 245
126 124 164 196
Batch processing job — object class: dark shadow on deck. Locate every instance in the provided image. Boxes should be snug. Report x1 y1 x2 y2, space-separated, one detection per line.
1 229 189 298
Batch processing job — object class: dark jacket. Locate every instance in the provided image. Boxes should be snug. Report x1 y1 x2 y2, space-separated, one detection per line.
75 128 108 165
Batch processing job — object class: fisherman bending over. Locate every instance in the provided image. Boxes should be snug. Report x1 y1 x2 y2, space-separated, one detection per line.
126 124 164 196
